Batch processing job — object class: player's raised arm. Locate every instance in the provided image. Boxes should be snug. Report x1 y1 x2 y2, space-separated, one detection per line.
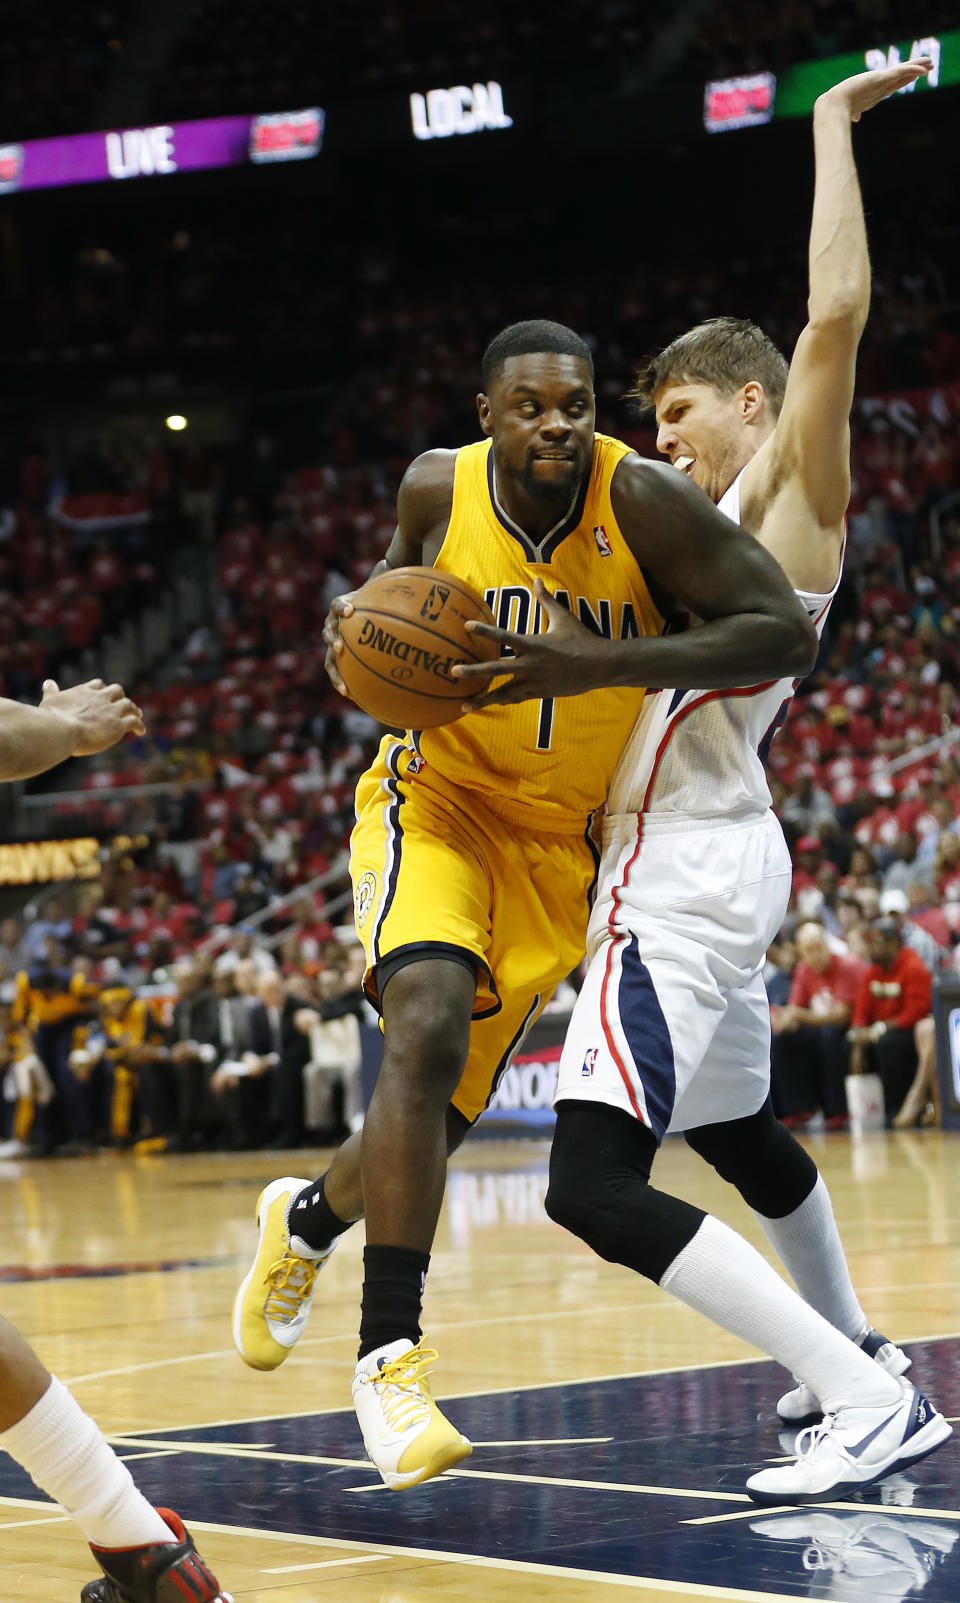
322 449 456 694
456 457 817 705
0 679 145 782
765 57 932 537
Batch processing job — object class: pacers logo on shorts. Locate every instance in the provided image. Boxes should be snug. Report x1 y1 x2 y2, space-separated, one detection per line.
355 870 378 928
581 1047 599 1077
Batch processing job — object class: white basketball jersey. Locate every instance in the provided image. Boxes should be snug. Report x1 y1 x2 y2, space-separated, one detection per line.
606 470 841 822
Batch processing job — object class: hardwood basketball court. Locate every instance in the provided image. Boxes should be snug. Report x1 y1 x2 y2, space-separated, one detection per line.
1 1128 958 1602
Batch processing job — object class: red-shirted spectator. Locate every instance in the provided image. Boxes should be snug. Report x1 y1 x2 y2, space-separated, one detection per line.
790 942 866 1018
849 919 933 1121
771 923 866 1131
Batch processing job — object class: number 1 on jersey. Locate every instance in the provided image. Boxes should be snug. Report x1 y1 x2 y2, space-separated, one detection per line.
537 697 555 751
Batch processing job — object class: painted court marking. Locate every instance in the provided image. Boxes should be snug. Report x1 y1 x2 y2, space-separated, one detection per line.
683 1501 960 1527
0 1497 808 1600
30 1339 954 1603
64 1324 960 1396
108 1432 751 1504
262 1554 386 1574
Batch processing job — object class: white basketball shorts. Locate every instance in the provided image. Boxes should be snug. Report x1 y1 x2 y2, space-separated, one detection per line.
556 809 792 1138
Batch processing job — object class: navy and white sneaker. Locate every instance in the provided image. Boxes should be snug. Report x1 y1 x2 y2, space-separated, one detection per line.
748 1385 952 1505
777 1329 912 1426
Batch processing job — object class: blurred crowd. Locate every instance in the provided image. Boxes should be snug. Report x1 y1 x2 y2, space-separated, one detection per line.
2 264 958 1154
0 908 374 1158
7 370 960 1150
0 5 957 1153
4 209 956 420
7 1 951 145
691 1 957 79
0 1 130 140
156 0 640 122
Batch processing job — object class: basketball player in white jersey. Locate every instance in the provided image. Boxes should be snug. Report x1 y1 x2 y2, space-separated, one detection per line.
455 57 951 1503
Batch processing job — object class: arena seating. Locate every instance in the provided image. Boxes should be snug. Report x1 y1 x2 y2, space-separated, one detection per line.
688 1 958 79
0 1 132 139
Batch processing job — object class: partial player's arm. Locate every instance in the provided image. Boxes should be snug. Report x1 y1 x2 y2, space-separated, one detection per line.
0 680 145 782
752 58 931 585
323 449 456 694
456 457 817 705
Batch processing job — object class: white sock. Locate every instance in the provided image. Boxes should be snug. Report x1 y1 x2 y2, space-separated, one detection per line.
0 1378 175 1548
754 1176 867 1341
660 1216 902 1413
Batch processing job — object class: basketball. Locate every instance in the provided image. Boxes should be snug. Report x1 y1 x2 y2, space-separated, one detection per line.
337 566 500 728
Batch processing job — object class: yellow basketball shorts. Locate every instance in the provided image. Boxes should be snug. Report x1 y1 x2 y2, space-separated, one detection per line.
350 736 599 1123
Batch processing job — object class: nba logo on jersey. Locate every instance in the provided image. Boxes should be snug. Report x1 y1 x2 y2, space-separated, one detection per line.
593 525 612 557
581 1047 599 1077
407 753 425 775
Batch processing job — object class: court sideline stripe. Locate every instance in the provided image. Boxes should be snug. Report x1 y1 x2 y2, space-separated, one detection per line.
105 1435 750 1503
74 1327 960 1428
0 1492 942 1600
72 1502 827 1602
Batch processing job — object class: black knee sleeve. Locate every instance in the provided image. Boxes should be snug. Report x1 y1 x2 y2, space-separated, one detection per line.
547 1101 706 1284
683 1095 818 1218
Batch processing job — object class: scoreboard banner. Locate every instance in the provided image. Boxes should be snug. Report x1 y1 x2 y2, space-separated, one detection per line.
777 31 953 118
0 107 324 195
0 838 100 884
705 30 956 132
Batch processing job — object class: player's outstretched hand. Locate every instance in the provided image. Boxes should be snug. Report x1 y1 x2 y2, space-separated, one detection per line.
40 678 145 756
454 577 612 710
322 592 356 696
816 56 932 122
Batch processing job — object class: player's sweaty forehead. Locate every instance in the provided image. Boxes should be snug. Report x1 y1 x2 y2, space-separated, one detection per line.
493 350 594 402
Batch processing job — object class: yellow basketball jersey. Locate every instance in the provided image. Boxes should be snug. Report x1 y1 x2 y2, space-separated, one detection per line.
413 433 663 832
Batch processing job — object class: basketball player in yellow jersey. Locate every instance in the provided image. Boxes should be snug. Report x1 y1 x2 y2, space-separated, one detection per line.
233 320 816 1488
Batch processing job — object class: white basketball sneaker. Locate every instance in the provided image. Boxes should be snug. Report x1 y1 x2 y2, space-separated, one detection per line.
777 1328 912 1426
232 1176 339 1371
747 1385 951 1505
352 1339 472 1490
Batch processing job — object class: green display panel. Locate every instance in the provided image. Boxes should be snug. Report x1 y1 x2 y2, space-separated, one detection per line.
705 32 957 132
775 31 957 118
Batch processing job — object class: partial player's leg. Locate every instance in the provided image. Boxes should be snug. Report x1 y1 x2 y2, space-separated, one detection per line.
683 982 912 1425
0 1315 229 1601
552 890 950 1505
893 1014 939 1127
547 1100 950 1504
232 1105 472 1373
348 954 476 1489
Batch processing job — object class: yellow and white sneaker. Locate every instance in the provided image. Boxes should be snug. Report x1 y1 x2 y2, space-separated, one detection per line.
232 1176 336 1371
352 1339 472 1489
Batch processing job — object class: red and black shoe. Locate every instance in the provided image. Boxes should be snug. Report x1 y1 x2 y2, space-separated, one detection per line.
80 1508 232 1603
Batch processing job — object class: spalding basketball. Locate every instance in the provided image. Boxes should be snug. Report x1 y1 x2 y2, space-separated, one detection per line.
337 566 500 728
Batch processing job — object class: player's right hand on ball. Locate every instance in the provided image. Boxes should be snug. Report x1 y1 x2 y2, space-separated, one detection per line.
322 592 356 696
41 678 145 755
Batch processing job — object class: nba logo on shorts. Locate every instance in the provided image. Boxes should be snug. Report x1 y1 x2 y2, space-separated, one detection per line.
593 525 612 557
581 1047 599 1077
